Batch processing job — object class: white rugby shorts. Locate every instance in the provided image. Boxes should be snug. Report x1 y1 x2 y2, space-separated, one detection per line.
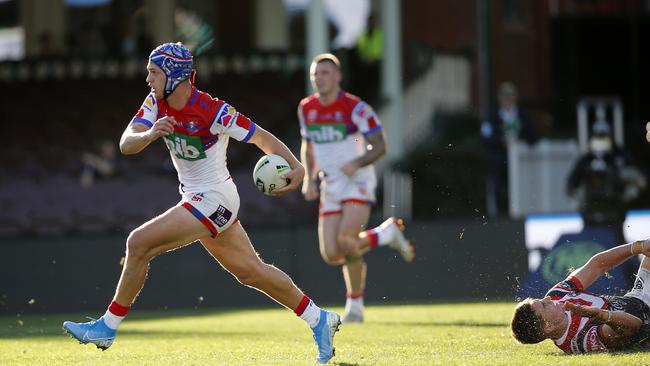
319 174 376 216
179 178 240 237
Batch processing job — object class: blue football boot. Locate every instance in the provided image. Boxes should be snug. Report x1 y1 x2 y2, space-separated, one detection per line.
311 309 341 364
63 317 116 350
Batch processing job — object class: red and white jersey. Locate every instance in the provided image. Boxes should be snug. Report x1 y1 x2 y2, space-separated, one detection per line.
298 91 382 182
546 276 609 354
131 87 256 191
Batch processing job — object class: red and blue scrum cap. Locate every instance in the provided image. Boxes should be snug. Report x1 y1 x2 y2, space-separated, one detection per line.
149 42 194 98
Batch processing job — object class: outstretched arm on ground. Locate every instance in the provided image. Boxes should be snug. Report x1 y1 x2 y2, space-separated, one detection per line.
570 239 650 289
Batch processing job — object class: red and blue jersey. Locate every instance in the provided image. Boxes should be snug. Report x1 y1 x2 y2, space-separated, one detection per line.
546 276 609 354
131 87 256 190
297 91 381 182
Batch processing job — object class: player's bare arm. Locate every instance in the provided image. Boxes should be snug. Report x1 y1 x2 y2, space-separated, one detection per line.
120 116 175 155
300 139 319 201
564 302 642 348
569 239 650 289
248 125 305 196
341 131 386 177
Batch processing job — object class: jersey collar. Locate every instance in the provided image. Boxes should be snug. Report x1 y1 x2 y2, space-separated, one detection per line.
188 87 199 107
553 311 571 345
166 86 198 112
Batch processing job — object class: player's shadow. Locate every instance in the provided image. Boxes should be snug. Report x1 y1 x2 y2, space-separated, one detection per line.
541 347 650 356
373 320 506 328
0 327 258 340
118 329 258 337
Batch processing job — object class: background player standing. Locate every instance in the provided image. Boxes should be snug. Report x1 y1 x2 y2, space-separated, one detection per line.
62 43 340 364
298 53 415 323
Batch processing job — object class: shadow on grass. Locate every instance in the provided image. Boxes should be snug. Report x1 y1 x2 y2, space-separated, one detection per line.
2 306 280 324
538 346 650 357
0 306 275 340
540 351 650 358
0 326 259 340
372 320 507 328
604 347 650 355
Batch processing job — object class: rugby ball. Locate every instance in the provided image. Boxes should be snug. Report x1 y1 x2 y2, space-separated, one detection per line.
253 154 290 196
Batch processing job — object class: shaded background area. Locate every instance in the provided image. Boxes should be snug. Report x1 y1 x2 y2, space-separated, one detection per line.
0 70 316 236
1 219 527 314
2 0 650 314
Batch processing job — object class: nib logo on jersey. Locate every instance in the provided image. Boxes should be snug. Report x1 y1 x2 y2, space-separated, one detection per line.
164 133 207 161
307 124 346 143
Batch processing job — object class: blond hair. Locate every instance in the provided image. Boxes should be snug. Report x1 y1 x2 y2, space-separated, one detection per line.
309 53 341 76
311 53 341 68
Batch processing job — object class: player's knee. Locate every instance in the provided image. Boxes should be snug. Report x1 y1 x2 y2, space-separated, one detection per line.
336 232 353 246
344 253 363 263
320 251 344 266
125 229 151 260
337 233 359 256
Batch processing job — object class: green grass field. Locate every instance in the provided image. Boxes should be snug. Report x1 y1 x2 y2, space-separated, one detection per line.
1 302 648 365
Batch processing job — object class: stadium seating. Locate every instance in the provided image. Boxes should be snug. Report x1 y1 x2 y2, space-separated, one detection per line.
1 66 315 237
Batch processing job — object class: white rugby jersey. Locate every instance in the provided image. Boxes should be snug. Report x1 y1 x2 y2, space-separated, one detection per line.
131 88 256 191
547 276 609 353
298 91 382 182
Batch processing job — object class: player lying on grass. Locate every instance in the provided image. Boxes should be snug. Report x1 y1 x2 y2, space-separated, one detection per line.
511 239 650 353
62 42 340 364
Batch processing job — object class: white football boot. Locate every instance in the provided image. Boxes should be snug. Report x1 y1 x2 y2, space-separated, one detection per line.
383 217 415 262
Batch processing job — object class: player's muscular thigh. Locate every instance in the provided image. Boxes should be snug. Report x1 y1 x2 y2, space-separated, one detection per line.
319 215 345 265
126 206 208 259
338 203 370 256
